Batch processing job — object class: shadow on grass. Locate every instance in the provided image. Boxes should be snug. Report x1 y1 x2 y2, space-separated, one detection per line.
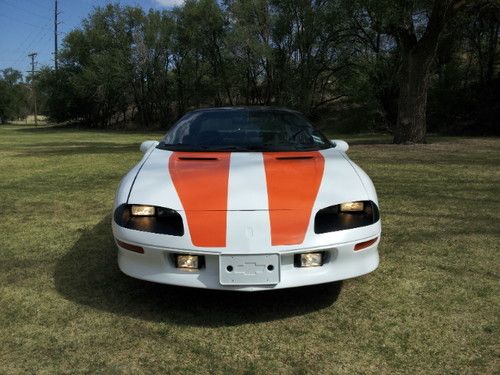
347 138 393 146
54 216 342 327
17 142 140 156
12 123 165 135
9 123 71 132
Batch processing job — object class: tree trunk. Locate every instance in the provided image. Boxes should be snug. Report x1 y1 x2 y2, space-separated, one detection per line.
486 20 499 82
393 51 433 144
390 0 462 144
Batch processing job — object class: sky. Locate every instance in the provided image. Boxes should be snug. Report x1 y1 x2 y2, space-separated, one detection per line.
0 0 184 78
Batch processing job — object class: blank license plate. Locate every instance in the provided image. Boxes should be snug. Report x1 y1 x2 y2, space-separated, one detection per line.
219 254 280 285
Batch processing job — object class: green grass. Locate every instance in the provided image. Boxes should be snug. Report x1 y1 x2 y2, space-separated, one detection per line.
0 125 498 374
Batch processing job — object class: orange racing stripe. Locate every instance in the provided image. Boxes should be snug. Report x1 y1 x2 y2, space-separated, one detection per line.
263 152 325 246
169 152 230 247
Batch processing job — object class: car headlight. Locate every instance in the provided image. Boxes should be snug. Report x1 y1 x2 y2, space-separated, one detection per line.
114 204 184 236
340 201 364 212
131 205 155 216
314 200 379 234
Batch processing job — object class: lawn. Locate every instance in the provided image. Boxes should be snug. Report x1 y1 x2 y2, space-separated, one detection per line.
0 125 498 374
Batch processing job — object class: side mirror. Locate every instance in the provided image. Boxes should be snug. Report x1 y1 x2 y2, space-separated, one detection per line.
331 139 349 152
140 140 159 153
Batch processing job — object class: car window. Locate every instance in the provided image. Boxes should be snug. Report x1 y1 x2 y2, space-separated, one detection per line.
160 108 332 152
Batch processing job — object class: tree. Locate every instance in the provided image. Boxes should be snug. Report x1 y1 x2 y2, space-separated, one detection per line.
384 0 466 143
129 8 175 127
7 0 495 134
225 0 275 105
172 0 233 110
0 69 29 123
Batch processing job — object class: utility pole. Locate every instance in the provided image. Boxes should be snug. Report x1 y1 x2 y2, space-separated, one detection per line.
54 0 59 71
28 53 38 125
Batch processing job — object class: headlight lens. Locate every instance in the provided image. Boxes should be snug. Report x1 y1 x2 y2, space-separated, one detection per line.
340 201 364 212
131 205 155 216
114 204 184 236
314 200 379 234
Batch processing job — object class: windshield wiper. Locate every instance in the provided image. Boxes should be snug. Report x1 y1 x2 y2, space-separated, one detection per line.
161 143 210 151
161 143 326 152
203 145 252 151
291 128 308 140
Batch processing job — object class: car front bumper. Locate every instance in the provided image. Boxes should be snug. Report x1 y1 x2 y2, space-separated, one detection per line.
113 223 380 291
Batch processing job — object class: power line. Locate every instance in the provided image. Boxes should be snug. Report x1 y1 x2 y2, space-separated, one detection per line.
12 23 52 68
0 14 51 30
0 1 57 74
19 0 48 11
1 0 51 20
6 0 63 72
12 30 43 65
12 28 46 67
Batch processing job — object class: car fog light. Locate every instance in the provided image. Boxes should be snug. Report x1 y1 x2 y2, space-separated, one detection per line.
131 205 155 216
340 201 364 212
175 254 200 269
299 252 323 267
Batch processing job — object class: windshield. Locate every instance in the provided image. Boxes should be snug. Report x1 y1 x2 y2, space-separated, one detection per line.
158 108 332 152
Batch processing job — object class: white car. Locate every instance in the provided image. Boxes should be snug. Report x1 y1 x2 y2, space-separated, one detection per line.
112 107 381 291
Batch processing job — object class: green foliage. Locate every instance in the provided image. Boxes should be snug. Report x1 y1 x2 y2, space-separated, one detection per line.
36 67 79 122
427 1 500 135
13 0 500 134
0 69 29 123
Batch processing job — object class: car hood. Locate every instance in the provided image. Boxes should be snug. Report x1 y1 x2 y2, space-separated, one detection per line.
127 148 369 212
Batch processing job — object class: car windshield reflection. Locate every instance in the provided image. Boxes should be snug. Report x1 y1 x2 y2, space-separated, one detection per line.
158 108 332 152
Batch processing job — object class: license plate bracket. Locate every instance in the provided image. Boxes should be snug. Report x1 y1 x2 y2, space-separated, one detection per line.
219 254 280 285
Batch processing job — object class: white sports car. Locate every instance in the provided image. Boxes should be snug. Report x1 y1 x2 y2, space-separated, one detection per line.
112 107 381 291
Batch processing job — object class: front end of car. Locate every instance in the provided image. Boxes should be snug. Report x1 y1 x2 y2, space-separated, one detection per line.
112 214 380 292
111 146 381 291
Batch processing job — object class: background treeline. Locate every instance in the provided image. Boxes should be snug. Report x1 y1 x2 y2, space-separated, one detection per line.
0 69 30 122
1 0 499 141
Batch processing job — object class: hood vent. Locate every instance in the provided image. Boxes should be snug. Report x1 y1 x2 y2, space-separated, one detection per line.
178 157 219 161
178 155 316 161
275 156 314 160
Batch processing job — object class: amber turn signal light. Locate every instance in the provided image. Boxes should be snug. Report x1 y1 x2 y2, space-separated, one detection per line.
116 239 144 254
354 237 378 251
